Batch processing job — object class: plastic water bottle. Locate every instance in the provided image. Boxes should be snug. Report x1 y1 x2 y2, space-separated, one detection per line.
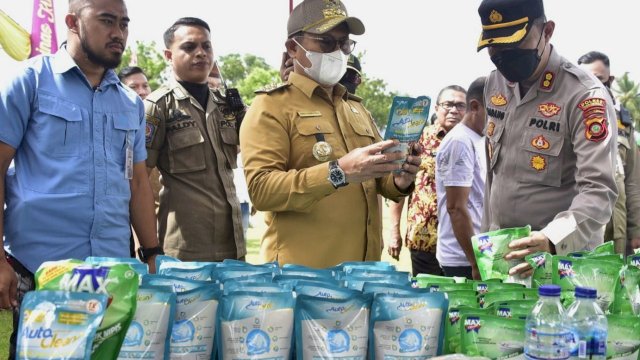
565 287 607 360
525 284 570 360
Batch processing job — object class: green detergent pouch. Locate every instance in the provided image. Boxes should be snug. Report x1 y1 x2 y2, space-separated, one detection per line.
219 290 295 360
471 226 532 287
471 281 522 296
446 291 480 309
586 254 625 263
552 256 621 310
628 253 640 269
445 307 492 355
295 281 360 299
494 300 537 320
606 314 640 360
521 288 539 301
118 285 175 360
363 282 429 296
295 293 372 360
158 261 218 281
568 251 588 258
428 283 475 293
415 276 454 289
611 265 640 316
35 260 139 360
369 291 448 359
85 257 148 284
592 241 616 256
17 290 108 360
273 274 342 288
460 314 525 359
480 290 525 309
212 266 276 284
224 282 292 295
525 252 552 288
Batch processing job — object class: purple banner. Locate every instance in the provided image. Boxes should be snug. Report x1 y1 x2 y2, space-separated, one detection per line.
30 0 58 57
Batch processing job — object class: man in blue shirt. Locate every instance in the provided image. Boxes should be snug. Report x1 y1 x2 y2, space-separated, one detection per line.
0 0 159 356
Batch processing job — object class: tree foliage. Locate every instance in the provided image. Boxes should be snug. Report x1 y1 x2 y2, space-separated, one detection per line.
218 53 279 104
614 72 640 128
117 41 168 90
357 75 396 130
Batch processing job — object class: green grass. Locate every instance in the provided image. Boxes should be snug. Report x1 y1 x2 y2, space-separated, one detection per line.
0 310 11 359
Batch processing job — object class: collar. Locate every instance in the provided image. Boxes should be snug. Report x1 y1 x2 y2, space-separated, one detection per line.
288 72 348 100
426 123 447 139
51 45 120 87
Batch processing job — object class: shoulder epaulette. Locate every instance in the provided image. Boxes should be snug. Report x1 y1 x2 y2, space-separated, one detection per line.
145 85 172 103
347 93 363 102
255 83 290 95
562 62 599 88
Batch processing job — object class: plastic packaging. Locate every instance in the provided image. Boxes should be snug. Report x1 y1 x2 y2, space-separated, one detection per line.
471 226 531 286
565 287 607 360
460 313 525 359
524 285 570 360
606 315 640 360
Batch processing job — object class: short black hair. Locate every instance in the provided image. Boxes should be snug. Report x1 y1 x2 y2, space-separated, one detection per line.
577 51 610 68
164 17 211 48
466 77 486 107
436 85 466 104
118 66 145 81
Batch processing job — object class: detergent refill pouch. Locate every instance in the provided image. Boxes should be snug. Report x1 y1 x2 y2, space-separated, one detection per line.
606 315 640 360
117 285 176 360
369 292 448 359
294 281 360 299
295 293 372 360
611 265 640 316
85 257 148 280
218 290 295 360
444 307 491 355
17 290 108 360
471 226 531 286
552 256 621 310
460 313 525 359
363 282 429 296
35 260 139 360
525 252 552 289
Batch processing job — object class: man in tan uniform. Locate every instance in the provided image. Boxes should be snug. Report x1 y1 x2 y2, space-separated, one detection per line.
145 17 245 261
578 51 640 255
477 0 618 276
240 0 421 268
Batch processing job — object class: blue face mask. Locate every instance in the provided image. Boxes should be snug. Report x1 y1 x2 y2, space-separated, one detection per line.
490 29 546 83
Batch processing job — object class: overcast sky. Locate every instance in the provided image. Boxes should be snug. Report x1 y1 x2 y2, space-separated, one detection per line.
1 0 637 99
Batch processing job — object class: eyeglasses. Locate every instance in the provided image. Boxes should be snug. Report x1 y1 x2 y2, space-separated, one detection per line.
438 101 467 111
295 34 357 55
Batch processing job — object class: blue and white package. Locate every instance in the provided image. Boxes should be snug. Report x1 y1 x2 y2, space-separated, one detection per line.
273 274 342 288
363 282 428 295
224 282 292 295
158 261 218 281
212 266 276 284
345 274 411 291
221 259 279 269
142 274 215 293
155 255 181 270
218 291 295 360
17 290 108 360
295 293 373 360
369 292 448 359
222 274 274 287
117 285 176 360
294 281 360 299
281 267 335 279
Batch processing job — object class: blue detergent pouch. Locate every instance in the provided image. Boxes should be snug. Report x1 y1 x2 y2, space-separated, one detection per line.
158 261 218 281
224 282 292 295
222 274 274 287
142 274 216 293
281 267 335 279
369 292 448 359
362 282 428 295
295 293 373 360
85 257 148 282
154 255 181 271
218 291 295 360
118 285 176 360
340 262 396 272
17 290 108 360
345 274 411 291
221 259 279 269
294 281 360 299
273 274 342 288
212 266 276 284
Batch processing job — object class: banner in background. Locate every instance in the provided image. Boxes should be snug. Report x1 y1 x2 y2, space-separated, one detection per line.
30 0 58 57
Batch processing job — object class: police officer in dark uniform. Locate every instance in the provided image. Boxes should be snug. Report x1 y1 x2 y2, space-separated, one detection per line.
578 51 640 254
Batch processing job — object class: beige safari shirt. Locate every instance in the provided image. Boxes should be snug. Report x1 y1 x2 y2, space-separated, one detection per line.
240 72 410 268
145 80 245 261
482 48 618 255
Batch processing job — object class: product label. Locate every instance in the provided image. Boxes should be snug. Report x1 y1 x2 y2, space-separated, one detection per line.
300 307 369 360
372 308 442 359
220 309 293 360
170 299 217 359
119 302 172 359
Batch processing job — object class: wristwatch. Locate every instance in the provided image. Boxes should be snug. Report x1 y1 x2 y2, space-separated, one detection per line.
328 160 348 189
137 246 164 263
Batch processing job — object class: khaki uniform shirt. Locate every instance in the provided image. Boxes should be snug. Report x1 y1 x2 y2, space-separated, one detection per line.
240 72 409 268
605 105 640 252
482 48 618 255
145 80 245 261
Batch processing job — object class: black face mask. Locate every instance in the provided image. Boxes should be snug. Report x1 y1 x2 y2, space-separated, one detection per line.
490 29 545 83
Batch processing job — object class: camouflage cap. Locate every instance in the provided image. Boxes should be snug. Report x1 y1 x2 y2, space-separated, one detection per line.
287 0 365 37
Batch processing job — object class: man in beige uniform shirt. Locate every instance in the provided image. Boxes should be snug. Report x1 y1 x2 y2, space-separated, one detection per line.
145 17 245 261
477 0 618 276
240 0 420 268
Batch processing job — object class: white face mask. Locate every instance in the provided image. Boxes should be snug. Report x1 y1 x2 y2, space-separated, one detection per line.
293 39 347 86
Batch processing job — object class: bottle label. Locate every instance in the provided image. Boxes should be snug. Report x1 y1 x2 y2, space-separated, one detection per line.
568 329 607 357
525 329 571 360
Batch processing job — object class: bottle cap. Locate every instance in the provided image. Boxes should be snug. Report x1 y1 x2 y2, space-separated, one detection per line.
575 286 597 299
538 284 561 297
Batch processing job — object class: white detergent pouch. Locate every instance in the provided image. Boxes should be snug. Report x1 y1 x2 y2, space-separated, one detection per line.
273 274 342 288
212 266 276 284
294 281 360 299
118 285 176 360
17 290 108 360
155 255 181 271
158 261 218 281
281 268 336 279
369 292 448 359
85 257 149 281
218 291 295 360
363 282 429 295
141 274 215 293
171 286 221 359
222 274 274 288
295 293 373 360
224 282 292 295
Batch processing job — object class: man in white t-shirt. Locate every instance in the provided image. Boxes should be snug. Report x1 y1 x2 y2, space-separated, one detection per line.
435 77 487 280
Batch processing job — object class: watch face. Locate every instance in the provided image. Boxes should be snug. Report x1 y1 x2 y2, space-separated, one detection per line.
330 169 345 184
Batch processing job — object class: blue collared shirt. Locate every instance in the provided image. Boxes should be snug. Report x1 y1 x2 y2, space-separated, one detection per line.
0 47 147 273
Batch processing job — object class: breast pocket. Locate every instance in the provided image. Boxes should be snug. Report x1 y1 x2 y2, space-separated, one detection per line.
516 129 565 187
36 93 83 157
220 127 239 169
348 115 377 148
294 116 336 164
107 113 139 196
167 128 206 173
